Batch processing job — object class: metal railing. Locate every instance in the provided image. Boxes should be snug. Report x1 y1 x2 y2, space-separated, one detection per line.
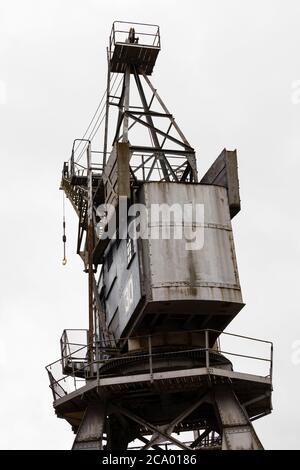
69 148 103 181
46 328 273 401
61 139 104 183
109 21 160 61
60 329 89 372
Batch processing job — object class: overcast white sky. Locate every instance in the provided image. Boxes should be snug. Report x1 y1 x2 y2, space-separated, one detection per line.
1 0 300 449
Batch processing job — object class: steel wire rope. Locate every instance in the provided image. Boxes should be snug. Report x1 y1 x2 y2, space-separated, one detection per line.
75 74 123 163
88 73 124 144
73 74 115 155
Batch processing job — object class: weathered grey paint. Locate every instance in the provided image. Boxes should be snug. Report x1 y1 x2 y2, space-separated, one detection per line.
102 142 130 207
140 182 242 304
200 148 241 218
101 236 142 338
100 181 244 339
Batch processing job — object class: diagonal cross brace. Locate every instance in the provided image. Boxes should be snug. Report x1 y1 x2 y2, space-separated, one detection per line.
143 392 209 449
111 403 190 450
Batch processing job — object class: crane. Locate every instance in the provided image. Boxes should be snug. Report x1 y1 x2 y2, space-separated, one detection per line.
47 21 273 450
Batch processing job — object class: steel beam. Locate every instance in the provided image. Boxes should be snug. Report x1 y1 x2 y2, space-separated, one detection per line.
72 402 106 450
213 383 263 450
142 393 209 449
111 404 190 450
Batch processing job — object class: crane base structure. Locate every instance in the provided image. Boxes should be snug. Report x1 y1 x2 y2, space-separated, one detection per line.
47 329 272 450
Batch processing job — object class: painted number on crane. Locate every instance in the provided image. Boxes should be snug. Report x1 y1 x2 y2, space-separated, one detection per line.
124 275 134 314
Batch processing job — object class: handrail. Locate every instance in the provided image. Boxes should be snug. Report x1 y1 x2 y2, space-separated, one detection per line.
109 22 161 56
46 327 273 400
113 21 160 28
59 327 272 348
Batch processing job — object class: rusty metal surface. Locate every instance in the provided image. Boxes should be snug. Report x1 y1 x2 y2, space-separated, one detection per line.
138 182 243 332
101 236 142 338
72 402 106 450
200 148 240 218
213 384 263 449
109 22 160 76
110 43 160 75
141 182 241 299
102 143 130 207
52 366 272 434
101 182 244 339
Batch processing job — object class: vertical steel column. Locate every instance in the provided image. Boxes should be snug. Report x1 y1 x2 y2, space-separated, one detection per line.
205 330 210 369
103 48 111 167
71 149 75 176
122 65 130 143
148 335 153 383
72 402 107 450
213 384 264 450
87 143 94 362
270 342 273 383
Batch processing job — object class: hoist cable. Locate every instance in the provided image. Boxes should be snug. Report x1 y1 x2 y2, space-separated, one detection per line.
75 73 123 163
62 193 67 266
73 73 116 156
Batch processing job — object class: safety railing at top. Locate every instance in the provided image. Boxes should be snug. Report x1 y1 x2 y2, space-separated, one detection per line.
60 329 89 372
67 161 103 181
109 21 160 61
46 328 273 401
61 139 104 183
70 153 103 180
